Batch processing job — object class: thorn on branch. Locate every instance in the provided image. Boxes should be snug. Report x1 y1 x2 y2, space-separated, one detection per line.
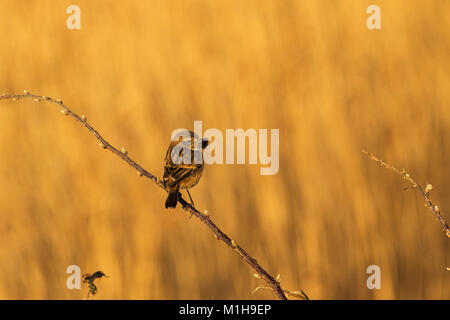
276 274 281 283
425 184 433 196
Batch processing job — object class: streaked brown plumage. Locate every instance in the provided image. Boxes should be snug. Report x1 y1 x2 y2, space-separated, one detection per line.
163 130 208 208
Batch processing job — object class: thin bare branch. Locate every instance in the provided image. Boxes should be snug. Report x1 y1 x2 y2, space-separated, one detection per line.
1 91 307 300
363 150 450 238
252 286 309 300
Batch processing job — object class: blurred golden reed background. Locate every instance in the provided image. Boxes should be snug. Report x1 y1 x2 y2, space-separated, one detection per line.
0 0 449 299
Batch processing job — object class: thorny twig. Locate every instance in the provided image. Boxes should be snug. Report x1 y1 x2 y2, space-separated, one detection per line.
252 286 309 300
252 274 309 300
1 91 308 300
363 150 450 239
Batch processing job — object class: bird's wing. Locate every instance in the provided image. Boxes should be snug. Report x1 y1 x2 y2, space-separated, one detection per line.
163 164 202 188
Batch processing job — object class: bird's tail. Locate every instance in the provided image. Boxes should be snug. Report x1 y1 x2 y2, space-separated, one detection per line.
165 185 180 209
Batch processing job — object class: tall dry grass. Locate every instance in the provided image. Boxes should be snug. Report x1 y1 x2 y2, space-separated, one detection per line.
0 0 449 299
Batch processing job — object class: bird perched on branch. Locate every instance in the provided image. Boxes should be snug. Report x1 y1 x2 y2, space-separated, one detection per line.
163 130 209 208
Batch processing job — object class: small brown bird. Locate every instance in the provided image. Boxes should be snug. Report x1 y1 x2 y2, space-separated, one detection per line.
163 130 209 208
